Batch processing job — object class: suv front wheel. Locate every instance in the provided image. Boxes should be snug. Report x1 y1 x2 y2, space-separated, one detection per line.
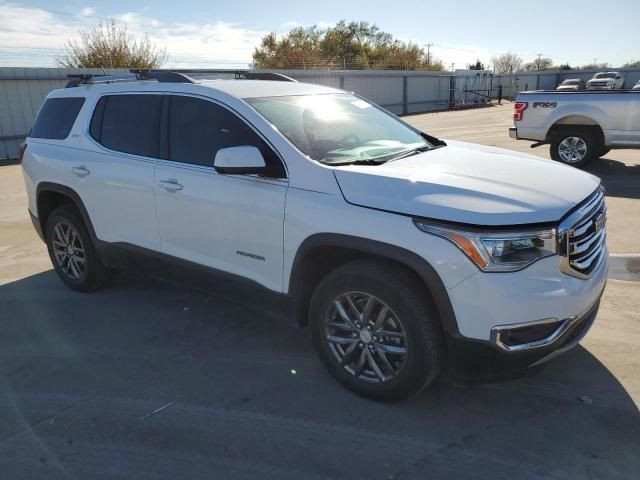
310 260 444 402
45 205 110 292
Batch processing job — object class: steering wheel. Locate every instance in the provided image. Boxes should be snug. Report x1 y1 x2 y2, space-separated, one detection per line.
339 134 360 146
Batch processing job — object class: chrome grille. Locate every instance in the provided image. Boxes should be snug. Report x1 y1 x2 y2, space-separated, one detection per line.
559 187 607 278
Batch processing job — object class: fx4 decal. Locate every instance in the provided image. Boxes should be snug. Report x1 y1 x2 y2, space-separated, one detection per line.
532 102 557 108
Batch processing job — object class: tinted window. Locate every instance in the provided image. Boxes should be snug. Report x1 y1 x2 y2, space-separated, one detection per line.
95 94 162 157
31 97 85 139
168 95 283 175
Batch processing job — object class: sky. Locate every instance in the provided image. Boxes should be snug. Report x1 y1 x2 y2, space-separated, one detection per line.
1 0 638 69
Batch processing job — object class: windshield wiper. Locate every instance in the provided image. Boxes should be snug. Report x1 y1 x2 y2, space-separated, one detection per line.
387 145 441 162
326 159 388 166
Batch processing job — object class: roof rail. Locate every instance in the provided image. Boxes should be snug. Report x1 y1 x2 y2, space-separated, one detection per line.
130 69 196 83
64 69 297 87
65 70 196 88
241 72 298 82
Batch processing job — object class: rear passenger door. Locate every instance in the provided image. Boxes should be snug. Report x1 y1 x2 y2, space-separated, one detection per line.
80 93 162 251
153 94 288 292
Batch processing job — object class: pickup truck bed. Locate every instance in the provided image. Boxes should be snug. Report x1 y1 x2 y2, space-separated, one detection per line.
509 90 640 168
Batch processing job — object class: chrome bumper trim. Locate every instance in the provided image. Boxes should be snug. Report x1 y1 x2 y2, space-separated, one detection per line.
489 289 603 353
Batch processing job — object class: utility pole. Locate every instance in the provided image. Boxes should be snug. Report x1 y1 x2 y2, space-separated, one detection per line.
425 43 433 64
536 52 543 71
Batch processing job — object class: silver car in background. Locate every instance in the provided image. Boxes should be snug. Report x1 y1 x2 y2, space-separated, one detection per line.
556 78 587 91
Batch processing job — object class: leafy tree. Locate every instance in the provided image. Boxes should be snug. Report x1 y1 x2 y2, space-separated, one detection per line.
580 62 609 70
491 52 523 74
253 21 444 70
622 60 640 68
524 57 554 71
468 59 485 70
56 21 167 69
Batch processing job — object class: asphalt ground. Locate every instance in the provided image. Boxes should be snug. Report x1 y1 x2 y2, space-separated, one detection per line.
0 103 638 479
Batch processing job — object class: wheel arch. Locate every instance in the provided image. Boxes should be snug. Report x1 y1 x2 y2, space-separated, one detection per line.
36 182 98 242
287 233 460 338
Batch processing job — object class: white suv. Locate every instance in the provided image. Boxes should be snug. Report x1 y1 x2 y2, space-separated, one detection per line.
21 71 608 401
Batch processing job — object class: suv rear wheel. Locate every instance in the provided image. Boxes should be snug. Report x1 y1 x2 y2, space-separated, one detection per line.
309 260 444 402
45 205 110 292
549 127 598 168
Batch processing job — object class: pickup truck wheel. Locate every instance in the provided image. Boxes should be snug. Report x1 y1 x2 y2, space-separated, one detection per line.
550 128 597 168
309 260 444 402
45 206 110 292
598 147 611 158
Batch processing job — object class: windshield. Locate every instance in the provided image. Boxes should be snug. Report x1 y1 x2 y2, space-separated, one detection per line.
563 80 581 85
246 93 431 164
594 73 615 79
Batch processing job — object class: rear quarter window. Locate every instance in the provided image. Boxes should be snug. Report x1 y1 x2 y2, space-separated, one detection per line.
30 97 85 140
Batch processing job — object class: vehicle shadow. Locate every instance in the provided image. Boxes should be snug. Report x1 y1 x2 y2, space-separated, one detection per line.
0 270 638 479
586 157 640 199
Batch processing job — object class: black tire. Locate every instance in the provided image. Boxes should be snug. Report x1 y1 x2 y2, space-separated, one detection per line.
309 260 444 402
45 205 111 292
549 127 598 168
598 147 611 158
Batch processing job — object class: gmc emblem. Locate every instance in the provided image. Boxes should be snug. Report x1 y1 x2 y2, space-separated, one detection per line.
532 102 557 108
593 211 606 233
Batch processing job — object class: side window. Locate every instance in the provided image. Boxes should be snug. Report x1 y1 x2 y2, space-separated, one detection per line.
90 94 162 157
168 95 284 176
31 97 85 140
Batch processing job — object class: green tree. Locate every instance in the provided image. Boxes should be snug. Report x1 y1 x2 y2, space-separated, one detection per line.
580 62 609 70
253 21 444 70
468 59 485 70
56 21 167 69
524 57 554 71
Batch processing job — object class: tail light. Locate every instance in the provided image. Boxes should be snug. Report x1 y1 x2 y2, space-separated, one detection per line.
513 102 528 121
18 142 27 162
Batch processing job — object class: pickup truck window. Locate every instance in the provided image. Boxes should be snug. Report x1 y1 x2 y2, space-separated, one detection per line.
247 93 430 165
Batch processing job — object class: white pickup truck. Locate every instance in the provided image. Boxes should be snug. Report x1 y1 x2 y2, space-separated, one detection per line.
509 90 640 167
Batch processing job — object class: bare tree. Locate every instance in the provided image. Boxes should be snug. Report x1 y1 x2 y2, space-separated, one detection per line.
622 60 640 68
491 52 523 74
56 21 167 69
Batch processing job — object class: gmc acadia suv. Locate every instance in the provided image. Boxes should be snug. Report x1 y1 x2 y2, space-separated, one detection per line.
21 71 608 402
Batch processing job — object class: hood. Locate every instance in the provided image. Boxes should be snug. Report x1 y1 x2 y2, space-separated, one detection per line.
333 140 600 226
588 78 613 84
556 85 578 90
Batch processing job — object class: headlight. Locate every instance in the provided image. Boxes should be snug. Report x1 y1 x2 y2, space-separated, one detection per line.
414 221 557 272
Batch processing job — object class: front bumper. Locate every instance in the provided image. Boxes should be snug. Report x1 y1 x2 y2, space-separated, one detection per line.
509 126 517 139
443 249 608 378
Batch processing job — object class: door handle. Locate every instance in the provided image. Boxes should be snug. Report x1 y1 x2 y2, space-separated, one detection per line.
71 166 90 177
158 179 183 192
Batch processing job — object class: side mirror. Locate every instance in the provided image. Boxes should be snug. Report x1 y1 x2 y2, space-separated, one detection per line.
214 146 266 175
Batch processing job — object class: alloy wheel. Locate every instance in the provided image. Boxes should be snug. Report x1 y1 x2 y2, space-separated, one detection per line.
558 136 588 164
325 292 408 383
52 221 86 279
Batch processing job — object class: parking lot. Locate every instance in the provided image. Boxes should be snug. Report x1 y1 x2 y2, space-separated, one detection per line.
1 103 638 479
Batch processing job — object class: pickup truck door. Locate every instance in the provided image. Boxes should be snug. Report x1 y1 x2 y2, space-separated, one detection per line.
153 94 288 292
